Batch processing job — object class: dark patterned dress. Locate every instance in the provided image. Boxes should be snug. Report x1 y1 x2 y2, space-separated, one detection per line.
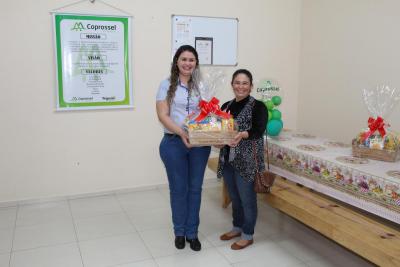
217 96 266 182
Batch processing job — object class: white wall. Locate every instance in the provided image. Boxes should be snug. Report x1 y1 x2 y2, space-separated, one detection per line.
298 0 400 142
0 0 302 203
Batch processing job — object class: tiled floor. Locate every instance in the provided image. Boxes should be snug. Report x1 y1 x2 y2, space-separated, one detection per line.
0 180 374 267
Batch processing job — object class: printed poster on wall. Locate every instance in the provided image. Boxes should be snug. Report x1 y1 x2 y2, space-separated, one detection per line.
53 14 133 110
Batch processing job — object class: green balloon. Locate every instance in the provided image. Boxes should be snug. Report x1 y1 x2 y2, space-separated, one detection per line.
267 119 283 136
268 110 272 121
272 96 282 106
265 100 274 110
271 109 282 120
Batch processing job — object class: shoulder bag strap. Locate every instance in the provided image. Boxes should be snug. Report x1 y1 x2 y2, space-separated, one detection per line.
265 136 271 170
253 137 271 172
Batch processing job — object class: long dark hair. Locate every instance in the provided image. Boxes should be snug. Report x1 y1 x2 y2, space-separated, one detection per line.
231 69 253 85
167 45 199 104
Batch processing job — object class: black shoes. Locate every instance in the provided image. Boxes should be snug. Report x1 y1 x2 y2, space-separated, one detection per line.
186 237 201 251
175 236 202 251
175 236 185 249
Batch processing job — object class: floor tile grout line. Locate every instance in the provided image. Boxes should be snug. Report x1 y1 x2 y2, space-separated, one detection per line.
9 241 78 254
72 231 150 244
274 240 311 266
104 257 158 267
67 199 86 267
198 190 235 267
114 191 156 263
8 205 18 267
151 247 236 267
114 192 139 234
212 242 235 266
4 186 373 267
71 211 126 221
136 225 172 233
204 197 302 266
115 190 170 214
152 246 215 261
70 192 140 243
11 202 76 229
118 188 220 262
272 233 315 265
156 187 170 202
117 189 175 234
272 219 349 265
72 211 140 226
69 192 134 222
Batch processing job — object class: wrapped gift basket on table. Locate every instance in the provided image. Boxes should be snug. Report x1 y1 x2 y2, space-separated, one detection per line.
352 85 400 162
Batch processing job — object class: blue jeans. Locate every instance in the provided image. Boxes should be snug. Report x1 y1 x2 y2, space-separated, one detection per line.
222 162 257 240
159 134 211 239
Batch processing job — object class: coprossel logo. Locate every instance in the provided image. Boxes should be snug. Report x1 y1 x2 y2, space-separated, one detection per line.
71 22 85 31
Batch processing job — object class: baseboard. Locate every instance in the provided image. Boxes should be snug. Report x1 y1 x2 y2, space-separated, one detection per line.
0 177 220 208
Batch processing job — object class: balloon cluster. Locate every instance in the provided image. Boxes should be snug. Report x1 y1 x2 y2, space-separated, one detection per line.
256 79 284 136
263 95 283 136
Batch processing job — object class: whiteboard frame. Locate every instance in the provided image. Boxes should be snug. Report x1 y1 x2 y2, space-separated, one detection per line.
171 14 238 66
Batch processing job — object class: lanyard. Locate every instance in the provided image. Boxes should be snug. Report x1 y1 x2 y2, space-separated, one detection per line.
186 88 191 115
179 80 191 115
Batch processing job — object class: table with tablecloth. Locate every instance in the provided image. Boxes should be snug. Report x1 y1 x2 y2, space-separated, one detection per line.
266 130 400 223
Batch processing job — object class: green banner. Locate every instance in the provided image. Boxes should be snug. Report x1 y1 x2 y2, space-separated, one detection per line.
53 14 132 110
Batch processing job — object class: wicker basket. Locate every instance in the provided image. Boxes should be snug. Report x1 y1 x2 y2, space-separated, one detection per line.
189 130 237 146
351 139 400 162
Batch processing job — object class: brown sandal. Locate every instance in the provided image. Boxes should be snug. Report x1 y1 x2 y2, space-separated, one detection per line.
231 239 253 250
219 232 241 241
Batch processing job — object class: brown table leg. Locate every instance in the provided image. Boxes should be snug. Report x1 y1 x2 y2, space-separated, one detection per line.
206 157 231 208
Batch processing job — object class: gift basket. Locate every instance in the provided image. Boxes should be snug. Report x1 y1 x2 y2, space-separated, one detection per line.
352 85 400 162
185 69 237 146
186 97 237 145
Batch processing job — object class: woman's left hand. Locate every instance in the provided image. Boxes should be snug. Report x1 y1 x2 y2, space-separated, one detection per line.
229 131 248 147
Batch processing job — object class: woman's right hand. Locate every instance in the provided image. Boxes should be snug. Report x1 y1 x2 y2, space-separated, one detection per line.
157 100 192 148
179 131 192 148
213 145 224 149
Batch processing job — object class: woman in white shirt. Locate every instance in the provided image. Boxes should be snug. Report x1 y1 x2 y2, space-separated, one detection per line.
156 45 211 251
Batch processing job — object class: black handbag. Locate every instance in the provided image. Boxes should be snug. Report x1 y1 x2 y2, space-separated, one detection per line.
253 138 276 193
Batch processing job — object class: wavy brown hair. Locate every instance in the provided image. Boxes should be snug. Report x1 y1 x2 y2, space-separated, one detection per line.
167 45 199 105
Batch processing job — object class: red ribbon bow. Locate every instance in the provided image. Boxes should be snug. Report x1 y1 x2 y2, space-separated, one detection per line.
194 97 231 122
361 116 386 142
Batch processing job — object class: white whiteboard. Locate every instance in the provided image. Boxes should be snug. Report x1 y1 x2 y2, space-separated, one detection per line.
171 15 238 66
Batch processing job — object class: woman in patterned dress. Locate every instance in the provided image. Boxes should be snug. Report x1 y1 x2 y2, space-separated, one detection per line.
217 69 268 250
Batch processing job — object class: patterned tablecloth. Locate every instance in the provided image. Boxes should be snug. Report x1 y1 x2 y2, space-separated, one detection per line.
267 130 400 223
